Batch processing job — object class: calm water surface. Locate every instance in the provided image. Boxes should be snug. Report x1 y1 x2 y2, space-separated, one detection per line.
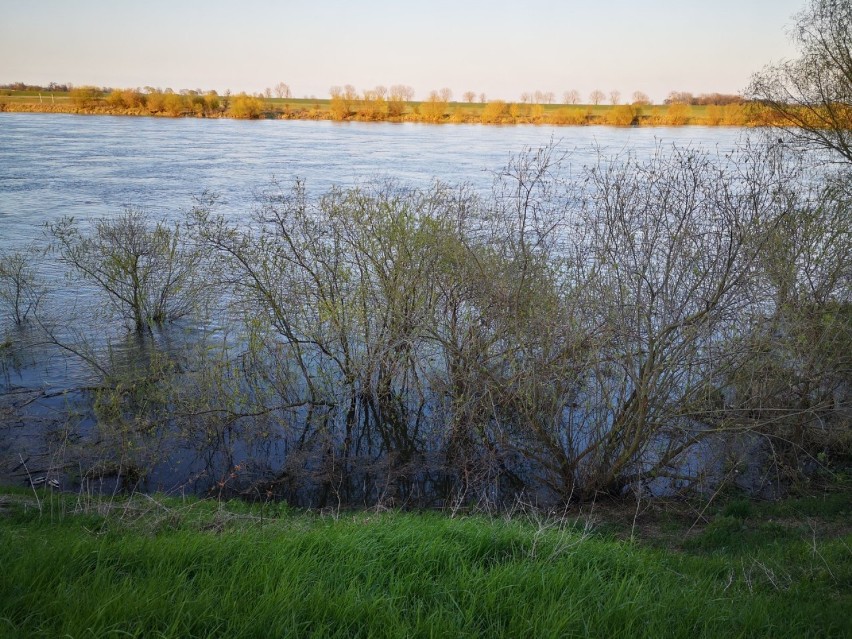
0 113 750 249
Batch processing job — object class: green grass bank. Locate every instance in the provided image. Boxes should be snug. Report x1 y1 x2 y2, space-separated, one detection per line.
1 489 849 638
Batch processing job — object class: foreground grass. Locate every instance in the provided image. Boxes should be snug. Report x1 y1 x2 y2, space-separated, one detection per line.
0 490 849 638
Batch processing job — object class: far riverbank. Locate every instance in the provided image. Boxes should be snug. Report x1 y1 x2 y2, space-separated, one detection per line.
0 93 776 127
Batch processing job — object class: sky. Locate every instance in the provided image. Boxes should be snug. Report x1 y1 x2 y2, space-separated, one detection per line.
1 0 805 103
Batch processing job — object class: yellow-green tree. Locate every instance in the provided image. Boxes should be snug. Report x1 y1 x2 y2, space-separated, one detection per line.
229 94 265 119
106 89 145 109
329 84 357 120
550 107 588 125
163 93 187 116
387 85 414 117
146 91 165 114
481 100 510 124
664 103 690 125
358 87 387 121
605 105 639 126
70 86 102 108
203 91 220 114
421 90 447 122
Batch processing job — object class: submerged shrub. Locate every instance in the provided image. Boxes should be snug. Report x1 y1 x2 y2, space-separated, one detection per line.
0 247 44 326
14 140 847 507
179 141 849 504
50 209 206 333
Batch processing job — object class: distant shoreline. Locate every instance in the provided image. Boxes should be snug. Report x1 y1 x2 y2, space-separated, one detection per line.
0 97 774 127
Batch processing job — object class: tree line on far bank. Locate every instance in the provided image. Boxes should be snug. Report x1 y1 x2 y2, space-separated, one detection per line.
0 84 790 127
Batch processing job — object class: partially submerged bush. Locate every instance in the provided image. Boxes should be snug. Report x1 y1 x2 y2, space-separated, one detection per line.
49 209 206 333
10 141 848 506
0 247 45 326
180 142 848 503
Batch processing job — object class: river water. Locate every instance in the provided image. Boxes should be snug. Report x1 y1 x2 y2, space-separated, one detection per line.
0 114 759 500
0 113 750 248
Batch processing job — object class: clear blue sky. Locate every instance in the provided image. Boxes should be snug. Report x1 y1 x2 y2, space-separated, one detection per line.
1 0 804 102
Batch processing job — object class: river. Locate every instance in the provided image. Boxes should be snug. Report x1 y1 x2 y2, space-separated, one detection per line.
0 113 750 248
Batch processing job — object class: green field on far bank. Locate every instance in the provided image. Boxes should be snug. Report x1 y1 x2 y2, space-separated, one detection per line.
1 487 849 638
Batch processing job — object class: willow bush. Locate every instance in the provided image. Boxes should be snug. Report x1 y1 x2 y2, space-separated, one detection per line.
8 142 847 506
176 142 848 504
